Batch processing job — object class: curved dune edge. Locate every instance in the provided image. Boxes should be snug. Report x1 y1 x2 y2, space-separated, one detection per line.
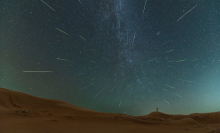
0 87 220 133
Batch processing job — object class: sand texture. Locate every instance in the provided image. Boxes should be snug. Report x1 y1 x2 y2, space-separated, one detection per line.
0 87 220 133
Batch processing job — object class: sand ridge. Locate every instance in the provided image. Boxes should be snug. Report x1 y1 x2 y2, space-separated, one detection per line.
0 87 220 133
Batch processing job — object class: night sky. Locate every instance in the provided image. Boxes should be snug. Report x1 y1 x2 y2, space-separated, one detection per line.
1 0 220 116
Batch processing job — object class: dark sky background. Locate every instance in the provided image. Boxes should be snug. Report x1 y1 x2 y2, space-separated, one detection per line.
1 0 220 116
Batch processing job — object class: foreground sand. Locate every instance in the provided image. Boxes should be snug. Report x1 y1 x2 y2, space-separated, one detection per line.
0 88 220 133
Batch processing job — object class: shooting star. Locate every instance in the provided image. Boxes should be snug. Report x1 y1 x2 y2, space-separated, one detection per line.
127 32 128 45
175 93 182 98
148 58 157 62
23 71 53 73
90 61 96 63
79 35 86 41
119 100 121 108
163 99 169 104
95 88 106 98
78 0 82 4
177 4 198 22
41 0 55 12
176 59 187 62
164 84 175 89
55 27 68 35
119 0 122 10
191 59 199 61
78 83 93 92
57 58 68 61
165 49 174 53
132 32 136 47
142 0 147 18
160 40 170 46
178 79 194 83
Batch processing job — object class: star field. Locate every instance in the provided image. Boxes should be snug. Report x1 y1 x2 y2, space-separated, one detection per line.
0 0 220 116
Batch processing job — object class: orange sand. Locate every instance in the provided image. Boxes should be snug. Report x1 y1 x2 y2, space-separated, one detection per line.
0 87 219 133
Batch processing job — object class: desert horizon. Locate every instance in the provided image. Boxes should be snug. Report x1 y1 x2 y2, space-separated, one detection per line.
1 0 220 132
1 87 220 133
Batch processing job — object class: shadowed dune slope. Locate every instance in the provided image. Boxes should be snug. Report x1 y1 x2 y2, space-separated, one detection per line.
0 87 94 112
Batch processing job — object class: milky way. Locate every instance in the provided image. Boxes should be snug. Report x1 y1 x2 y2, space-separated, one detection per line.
1 0 220 116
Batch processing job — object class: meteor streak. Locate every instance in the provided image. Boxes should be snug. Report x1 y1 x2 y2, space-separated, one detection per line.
175 93 182 98
164 84 175 89
132 32 136 47
178 79 194 82
55 27 68 35
176 59 187 62
163 99 169 104
79 35 86 41
177 4 198 22
165 49 174 53
41 0 55 12
119 100 122 108
95 88 105 98
78 0 82 4
191 59 199 61
78 83 93 92
148 58 157 62
57 58 68 61
142 0 147 18
23 71 53 73
90 61 96 63
119 0 122 10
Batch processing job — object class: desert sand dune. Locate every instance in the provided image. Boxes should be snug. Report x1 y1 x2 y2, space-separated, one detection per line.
0 87 219 133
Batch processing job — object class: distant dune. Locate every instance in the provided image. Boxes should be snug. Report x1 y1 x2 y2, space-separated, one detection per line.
0 87 219 133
